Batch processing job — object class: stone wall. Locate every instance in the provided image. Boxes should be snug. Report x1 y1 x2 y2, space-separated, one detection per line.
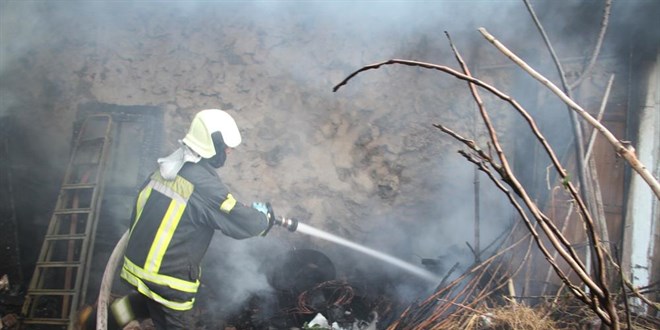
1 1 525 248
4 1 643 301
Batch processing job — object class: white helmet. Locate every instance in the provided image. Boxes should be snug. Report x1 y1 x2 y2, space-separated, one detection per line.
182 109 242 158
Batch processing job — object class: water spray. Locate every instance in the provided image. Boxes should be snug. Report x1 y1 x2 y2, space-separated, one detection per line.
276 217 441 284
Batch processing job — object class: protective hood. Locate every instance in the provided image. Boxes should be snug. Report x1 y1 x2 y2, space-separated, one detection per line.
157 142 202 180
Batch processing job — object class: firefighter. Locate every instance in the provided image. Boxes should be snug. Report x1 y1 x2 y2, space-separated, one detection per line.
113 109 277 329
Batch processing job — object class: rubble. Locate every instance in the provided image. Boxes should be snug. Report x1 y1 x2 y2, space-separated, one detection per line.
1 313 18 329
0 276 8 292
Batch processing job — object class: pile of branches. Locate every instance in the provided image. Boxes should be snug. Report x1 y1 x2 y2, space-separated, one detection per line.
333 1 659 327
386 225 534 329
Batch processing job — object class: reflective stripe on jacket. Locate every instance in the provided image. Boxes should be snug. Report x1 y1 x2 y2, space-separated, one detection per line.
121 161 269 310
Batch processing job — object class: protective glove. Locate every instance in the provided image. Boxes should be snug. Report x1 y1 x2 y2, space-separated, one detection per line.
252 202 276 236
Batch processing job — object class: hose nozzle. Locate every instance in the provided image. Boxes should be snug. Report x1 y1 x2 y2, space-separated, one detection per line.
275 217 298 232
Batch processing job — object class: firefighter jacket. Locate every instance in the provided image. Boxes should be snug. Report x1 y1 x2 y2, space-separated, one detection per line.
120 161 269 311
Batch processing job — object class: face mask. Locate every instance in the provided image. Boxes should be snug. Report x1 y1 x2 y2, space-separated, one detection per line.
208 131 227 168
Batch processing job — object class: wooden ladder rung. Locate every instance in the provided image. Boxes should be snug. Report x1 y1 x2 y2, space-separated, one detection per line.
61 183 97 189
53 208 92 215
44 233 87 241
28 289 76 295
36 261 81 268
22 318 70 325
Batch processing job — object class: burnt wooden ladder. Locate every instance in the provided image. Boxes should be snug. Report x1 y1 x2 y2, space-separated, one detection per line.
21 114 113 329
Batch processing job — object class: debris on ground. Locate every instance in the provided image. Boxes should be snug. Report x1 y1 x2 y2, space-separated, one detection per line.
0 276 8 292
1 313 18 330
461 301 557 330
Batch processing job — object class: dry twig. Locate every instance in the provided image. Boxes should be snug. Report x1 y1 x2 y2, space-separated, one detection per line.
336 58 604 298
478 27 660 199
333 23 658 328
567 0 612 90
335 57 617 322
517 7 619 323
522 0 591 212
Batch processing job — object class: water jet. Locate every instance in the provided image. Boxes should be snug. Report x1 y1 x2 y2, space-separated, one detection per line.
282 218 441 284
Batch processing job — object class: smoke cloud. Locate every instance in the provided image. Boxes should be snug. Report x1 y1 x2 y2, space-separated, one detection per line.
2 0 658 324
201 234 279 317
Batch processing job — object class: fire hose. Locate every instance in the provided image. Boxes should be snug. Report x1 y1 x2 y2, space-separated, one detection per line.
95 216 297 329
96 230 129 330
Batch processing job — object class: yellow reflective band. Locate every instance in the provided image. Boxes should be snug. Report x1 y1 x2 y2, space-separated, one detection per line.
120 267 195 311
151 171 194 201
145 200 186 273
220 193 237 213
132 185 153 231
123 257 199 293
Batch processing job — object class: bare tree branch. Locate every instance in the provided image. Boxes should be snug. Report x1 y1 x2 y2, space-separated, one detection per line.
515 7 618 325
334 59 602 296
426 128 603 314
432 124 497 169
332 34 640 325
585 74 615 162
521 0 591 212
478 27 660 199
456 150 601 312
445 30 608 296
568 0 612 90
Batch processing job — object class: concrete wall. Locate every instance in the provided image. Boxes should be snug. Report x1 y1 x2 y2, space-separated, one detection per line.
623 49 660 311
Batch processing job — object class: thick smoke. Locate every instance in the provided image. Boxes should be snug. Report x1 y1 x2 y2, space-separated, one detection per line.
200 233 283 317
2 0 658 324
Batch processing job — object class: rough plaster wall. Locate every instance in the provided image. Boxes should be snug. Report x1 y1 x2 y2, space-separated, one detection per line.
0 6 525 314
1 1 524 251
